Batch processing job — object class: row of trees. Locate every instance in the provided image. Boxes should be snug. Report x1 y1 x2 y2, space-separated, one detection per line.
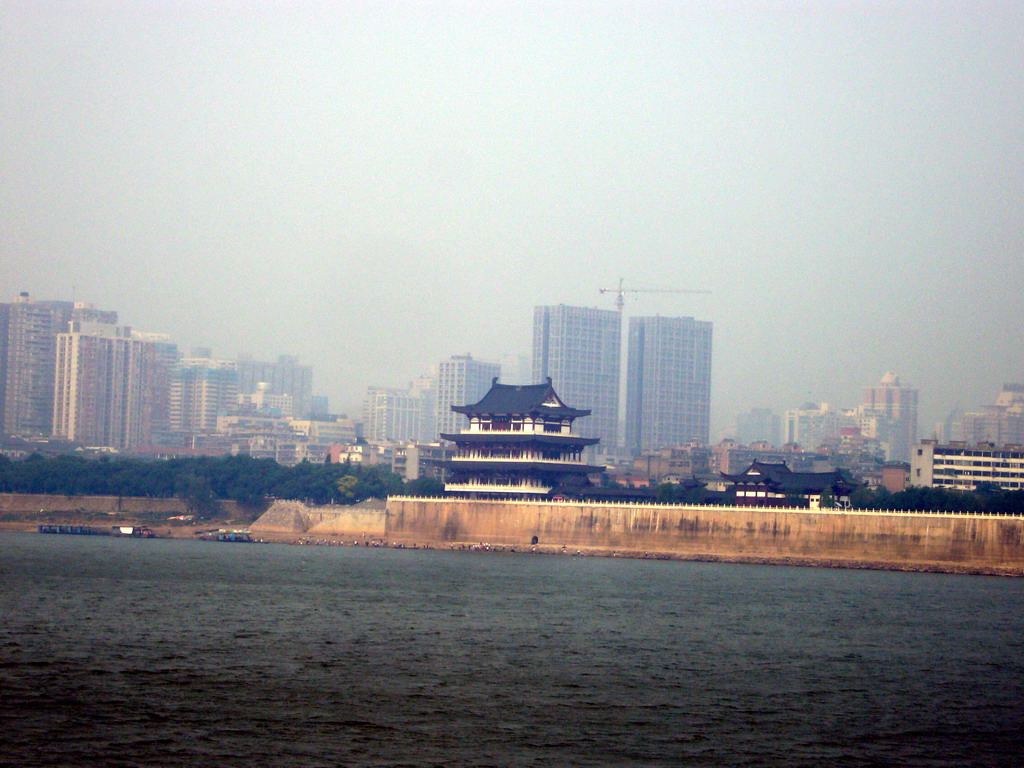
2 453 1022 516
0 453 445 511
849 484 1024 515
651 479 1024 515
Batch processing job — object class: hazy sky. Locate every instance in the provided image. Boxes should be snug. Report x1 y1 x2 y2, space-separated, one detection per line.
3 2 1022 437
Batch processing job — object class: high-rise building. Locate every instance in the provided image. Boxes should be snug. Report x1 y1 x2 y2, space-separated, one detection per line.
532 305 620 448
238 382 294 417
131 331 179 446
362 386 423 443
436 355 501 437
0 293 74 436
784 403 846 450
860 372 919 462
409 372 438 443
625 315 712 453
169 355 238 438
237 354 313 418
52 320 156 449
734 407 782 446
957 384 1024 445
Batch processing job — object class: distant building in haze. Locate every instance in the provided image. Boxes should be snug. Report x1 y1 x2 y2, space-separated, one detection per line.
169 355 238 439
435 355 501 438
237 354 313 418
52 319 156 449
409 372 438 442
956 384 1024 445
308 394 330 420
362 386 424 443
784 403 845 451
625 315 712 453
0 293 74 436
859 372 918 462
532 305 620 450
734 407 782 447
238 382 294 417
131 331 179 446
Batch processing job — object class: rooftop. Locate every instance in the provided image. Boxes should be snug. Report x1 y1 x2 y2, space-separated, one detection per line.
452 378 591 418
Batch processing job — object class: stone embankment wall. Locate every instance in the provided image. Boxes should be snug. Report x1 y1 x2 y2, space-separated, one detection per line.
252 500 387 538
385 497 1024 573
0 493 245 518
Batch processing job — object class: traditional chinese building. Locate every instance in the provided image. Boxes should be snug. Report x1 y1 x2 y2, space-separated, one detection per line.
721 460 860 508
441 378 604 498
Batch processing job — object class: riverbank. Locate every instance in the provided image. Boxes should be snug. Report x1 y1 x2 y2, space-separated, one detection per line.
5 520 1022 577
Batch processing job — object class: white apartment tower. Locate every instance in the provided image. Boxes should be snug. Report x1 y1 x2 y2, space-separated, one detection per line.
362 386 424 443
436 355 501 438
52 320 156 448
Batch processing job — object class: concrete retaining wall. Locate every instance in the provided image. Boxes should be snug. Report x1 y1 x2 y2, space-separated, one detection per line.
385 497 1024 572
252 500 387 538
0 492 246 518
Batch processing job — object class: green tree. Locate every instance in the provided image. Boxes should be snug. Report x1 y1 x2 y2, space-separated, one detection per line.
175 474 219 519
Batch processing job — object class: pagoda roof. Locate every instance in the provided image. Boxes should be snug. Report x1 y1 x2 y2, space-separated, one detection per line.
721 461 860 495
439 432 600 447
451 378 590 418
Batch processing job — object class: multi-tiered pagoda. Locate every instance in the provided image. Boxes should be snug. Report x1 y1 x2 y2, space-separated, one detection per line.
441 378 604 498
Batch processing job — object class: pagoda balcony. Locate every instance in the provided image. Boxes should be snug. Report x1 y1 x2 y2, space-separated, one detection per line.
463 427 576 436
451 453 585 464
444 481 552 495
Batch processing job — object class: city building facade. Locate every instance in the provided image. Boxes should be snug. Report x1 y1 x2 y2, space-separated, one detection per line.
956 384 1024 446
783 402 847 451
0 293 74 436
52 320 156 449
169 355 239 438
532 305 620 450
237 354 313 418
734 407 782 447
859 372 919 462
435 355 501 438
911 440 1024 491
362 386 424 444
625 315 712 453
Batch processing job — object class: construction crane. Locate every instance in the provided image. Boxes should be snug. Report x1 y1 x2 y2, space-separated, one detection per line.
599 278 711 312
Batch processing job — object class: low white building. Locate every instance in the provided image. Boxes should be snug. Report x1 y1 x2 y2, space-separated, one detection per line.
911 440 1024 491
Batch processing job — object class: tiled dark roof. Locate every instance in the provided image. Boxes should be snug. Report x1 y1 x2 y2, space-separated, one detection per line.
452 378 591 418
722 460 859 495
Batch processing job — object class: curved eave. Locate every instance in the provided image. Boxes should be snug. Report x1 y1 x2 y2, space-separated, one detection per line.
450 406 591 419
443 460 603 474
439 432 600 447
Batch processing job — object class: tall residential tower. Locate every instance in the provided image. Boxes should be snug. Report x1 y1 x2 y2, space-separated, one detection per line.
625 315 712 454
435 355 501 438
532 305 620 449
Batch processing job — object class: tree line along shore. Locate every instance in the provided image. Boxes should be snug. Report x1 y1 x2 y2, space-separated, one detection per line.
1 453 1023 520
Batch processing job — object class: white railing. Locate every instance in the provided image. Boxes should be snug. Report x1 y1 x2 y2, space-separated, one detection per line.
463 428 575 436
451 454 583 464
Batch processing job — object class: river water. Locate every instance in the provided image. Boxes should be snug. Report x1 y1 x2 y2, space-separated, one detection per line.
1 533 1022 767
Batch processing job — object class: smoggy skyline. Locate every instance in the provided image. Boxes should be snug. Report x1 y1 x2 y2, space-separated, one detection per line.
3 2 1022 436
